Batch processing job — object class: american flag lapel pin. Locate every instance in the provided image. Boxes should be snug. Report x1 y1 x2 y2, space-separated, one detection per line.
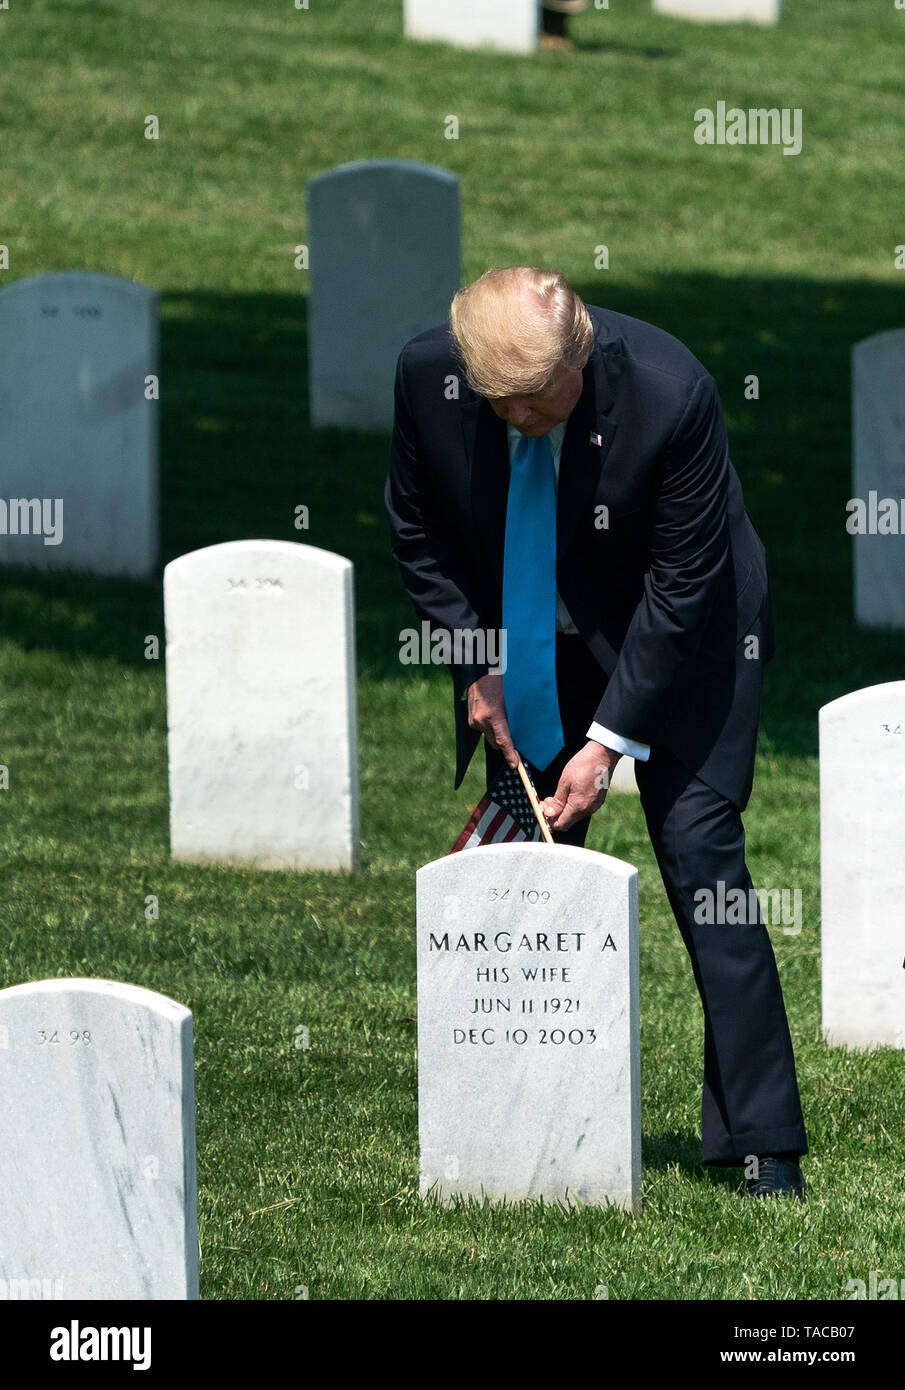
589 430 604 448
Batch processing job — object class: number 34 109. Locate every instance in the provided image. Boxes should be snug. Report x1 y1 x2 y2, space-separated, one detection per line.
488 888 550 904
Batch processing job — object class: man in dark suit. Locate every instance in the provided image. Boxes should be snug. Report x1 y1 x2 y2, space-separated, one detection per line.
384 267 807 1196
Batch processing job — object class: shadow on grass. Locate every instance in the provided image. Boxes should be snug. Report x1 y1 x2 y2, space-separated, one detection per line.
572 42 678 59
643 1130 741 1187
1 273 903 760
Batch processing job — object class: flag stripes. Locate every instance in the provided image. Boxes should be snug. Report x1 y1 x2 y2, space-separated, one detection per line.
448 764 545 854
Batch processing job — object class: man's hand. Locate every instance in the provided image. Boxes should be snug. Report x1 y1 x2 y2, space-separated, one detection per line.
541 741 621 833
466 673 518 769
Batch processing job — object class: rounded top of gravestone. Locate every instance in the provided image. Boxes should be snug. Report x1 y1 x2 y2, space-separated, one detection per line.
0 271 156 303
418 841 637 883
307 158 460 191
851 327 905 357
0 977 191 1022
163 539 353 583
819 680 905 721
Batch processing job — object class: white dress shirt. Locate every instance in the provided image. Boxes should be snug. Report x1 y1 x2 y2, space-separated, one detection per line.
506 421 651 762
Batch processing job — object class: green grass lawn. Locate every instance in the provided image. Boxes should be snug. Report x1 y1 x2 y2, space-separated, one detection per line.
1 0 904 1299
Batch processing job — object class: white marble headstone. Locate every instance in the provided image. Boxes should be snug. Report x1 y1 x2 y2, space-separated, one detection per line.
0 978 197 1300
417 843 641 1208
404 0 538 54
852 330 905 631
607 755 639 794
0 272 158 579
165 540 360 871
307 160 460 431
820 683 905 1049
653 0 779 21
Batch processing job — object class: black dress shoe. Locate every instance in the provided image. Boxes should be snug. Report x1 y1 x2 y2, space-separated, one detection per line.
745 1155 806 1199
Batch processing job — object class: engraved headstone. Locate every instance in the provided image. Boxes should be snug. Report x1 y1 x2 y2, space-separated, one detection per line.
0 272 158 579
653 0 779 21
851 329 905 631
403 0 538 54
820 682 905 1049
417 843 641 1208
165 540 360 871
307 160 460 431
0 978 197 1300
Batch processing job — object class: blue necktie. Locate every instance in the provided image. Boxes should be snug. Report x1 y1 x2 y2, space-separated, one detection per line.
501 432 564 771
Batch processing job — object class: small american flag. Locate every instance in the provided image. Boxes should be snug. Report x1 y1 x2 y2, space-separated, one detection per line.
448 764 544 853
589 430 604 448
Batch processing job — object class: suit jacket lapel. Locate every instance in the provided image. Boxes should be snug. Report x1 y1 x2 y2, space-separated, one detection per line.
460 333 618 616
556 345 618 558
462 393 508 622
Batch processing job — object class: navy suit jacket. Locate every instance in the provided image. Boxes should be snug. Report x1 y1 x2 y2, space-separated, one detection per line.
384 305 773 808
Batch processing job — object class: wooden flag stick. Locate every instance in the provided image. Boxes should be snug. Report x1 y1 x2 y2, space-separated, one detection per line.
516 757 555 845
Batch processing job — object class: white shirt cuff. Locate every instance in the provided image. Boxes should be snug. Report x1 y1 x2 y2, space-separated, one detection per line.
586 722 651 761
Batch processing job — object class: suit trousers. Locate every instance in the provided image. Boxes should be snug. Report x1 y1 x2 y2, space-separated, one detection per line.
485 632 808 1165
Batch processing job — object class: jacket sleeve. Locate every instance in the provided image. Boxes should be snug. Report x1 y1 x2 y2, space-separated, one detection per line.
592 372 731 742
384 347 492 695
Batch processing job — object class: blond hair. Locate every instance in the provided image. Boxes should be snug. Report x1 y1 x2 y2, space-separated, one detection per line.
449 267 593 398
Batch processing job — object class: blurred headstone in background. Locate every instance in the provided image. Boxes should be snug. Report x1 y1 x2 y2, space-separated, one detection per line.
851 329 905 632
0 272 158 579
404 0 538 55
307 160 460 432
165 540 360 872
653 0 779 23
820 682 905 1050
